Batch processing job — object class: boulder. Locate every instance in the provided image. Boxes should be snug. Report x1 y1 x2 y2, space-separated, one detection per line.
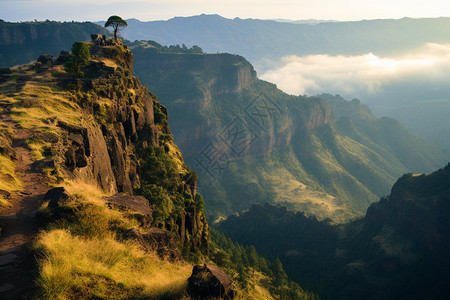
56 51 71 63
44 187 73 209
64 147 76 170
142 228 182 262
37 54 53 64
187 264 235 299
36 132 59 143
68 134 84 146
32 158 55 172
123 227 182 262
91 34 103 43
105 194 152 226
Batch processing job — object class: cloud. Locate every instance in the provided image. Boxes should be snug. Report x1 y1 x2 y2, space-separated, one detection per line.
260 43 450 105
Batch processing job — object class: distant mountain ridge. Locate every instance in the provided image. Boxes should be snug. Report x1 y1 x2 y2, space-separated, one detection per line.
113 14 450 71
0 20 109 67
98 15 450 157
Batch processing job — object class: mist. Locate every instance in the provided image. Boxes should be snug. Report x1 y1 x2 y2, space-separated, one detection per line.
260 43 450 107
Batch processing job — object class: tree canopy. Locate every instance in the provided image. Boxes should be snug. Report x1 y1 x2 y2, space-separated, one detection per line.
64 41 90 77
105 15 128 40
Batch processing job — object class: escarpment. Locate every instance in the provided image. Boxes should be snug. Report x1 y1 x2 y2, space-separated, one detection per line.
131 41 446 222
12 39 210 253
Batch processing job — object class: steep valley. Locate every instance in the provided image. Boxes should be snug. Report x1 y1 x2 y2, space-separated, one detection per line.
132 41 447 222
218 163 450 299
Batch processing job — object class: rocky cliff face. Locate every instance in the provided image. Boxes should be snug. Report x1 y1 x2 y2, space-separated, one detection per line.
133 47 330 157
132 43 447 222
17 41 209 253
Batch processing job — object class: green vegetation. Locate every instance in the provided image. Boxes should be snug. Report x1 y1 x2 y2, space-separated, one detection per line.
64 41 90 77
0 20 110 68
105 15 128 40
127 40 203 54
210 229 317 299
26 137 52 161
218 163 450 299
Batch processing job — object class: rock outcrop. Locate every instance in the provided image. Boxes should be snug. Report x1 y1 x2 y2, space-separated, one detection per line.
187 264 235 299
106 194 153 227
44 187 74 209
123 227 182 262
39 40 209 253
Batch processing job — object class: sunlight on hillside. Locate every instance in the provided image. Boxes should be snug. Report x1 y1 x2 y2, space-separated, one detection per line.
35 229 192 299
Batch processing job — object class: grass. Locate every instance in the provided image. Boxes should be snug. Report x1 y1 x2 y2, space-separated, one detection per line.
9 80 82 132
35 177 194 299
26 137 52 161
63 179 112 205
0 153 22 195
34 229 192 300
0 195 8 207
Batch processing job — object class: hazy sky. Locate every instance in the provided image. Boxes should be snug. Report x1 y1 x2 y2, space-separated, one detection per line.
0 0 449 22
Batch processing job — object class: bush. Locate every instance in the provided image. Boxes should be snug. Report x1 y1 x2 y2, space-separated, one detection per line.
64 41 90 77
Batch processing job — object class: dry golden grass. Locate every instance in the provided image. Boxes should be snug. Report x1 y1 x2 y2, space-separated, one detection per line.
167 141 188 174
99 58 118 69
64 181 143 233
26 137 52 161
9 81 81 132
64 179 113 205
0 195 8 207
0 153 22 195
35 229 192 299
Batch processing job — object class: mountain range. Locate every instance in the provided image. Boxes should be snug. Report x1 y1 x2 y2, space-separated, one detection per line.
0 20 110 68
115 15 450 71
114 15 450 155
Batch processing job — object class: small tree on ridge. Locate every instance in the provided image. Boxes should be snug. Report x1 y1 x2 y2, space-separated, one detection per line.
105 15 128 40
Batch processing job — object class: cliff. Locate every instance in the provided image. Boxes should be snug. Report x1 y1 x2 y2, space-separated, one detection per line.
0 40 210 298
132 42 447 222
218 163 450 299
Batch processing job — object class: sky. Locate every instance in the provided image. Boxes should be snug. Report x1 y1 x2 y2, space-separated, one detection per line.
0 0 450 22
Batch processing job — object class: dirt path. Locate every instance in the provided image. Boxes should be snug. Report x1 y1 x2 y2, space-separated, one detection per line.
0 113 48 299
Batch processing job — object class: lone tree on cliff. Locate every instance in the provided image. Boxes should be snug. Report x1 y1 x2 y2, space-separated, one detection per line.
65 41 90 77
105 15 128 40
